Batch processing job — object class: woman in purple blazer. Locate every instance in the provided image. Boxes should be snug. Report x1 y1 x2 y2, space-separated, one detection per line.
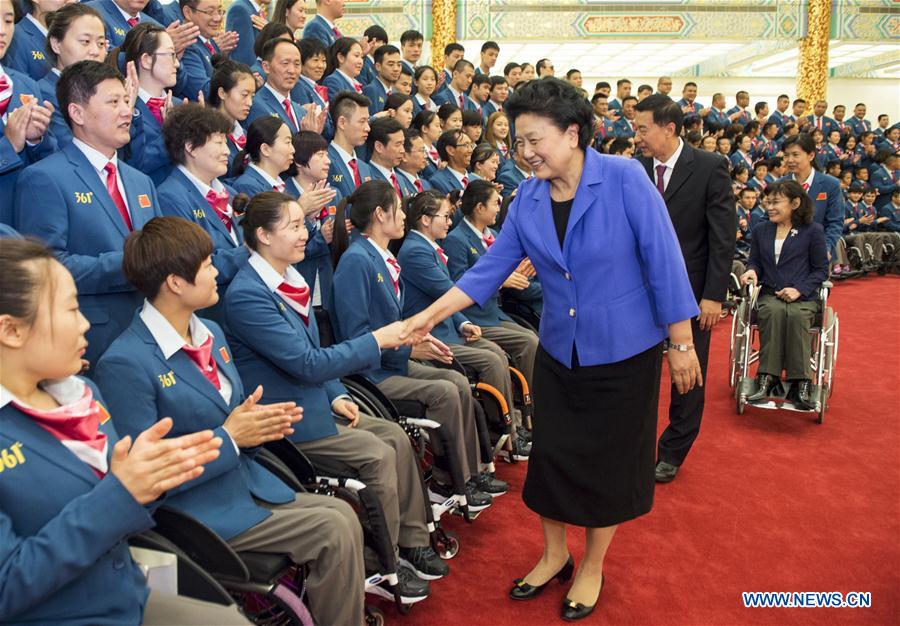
402 78 701 621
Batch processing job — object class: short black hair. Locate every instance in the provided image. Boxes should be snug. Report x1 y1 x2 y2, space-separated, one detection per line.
877 114 888 121
504 77 594 150
590 92 607 104
331 91 371 125
634 93 684 134
363 25 389 44
462 110 482 128
400 30 423 45
261 37 298 63
621 95 638 105
503 62 520 76
453 59 474 73
489 75 508 89
297 36 328 63
471 73 490 88
596 81 610 90
608 137 632 155
57 60 124 127
444 42 464 56
366 117 405 153
254 22 293 59
764 180 814 226
481 41 499 53
616 78 631 87
435 128 465 161
565 69 581 79
162 103 232 165
373 44 400 65
754 101 768 115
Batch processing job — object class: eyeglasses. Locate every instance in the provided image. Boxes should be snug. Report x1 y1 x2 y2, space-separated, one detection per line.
192 6 226 17
153 52 178 61
428 213 452 221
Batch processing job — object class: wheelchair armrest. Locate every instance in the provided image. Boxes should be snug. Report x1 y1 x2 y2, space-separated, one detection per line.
263 439 319 485
151 506 249 582
129 531 236 605
255 446 308 491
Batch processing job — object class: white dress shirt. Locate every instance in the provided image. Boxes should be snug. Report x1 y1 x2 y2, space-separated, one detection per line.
652 137 685 191
71 138 132 216
249 163 286 191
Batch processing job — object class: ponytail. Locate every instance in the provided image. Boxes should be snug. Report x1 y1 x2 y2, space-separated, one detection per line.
331 180 397 265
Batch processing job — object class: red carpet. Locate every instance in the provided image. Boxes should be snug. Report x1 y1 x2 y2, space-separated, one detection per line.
377 275 900 625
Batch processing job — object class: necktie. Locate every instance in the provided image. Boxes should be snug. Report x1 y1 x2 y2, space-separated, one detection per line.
414 178 423 192
314 84 329 104
182 336 221 389
282 98 297 130
655 164 667 195
348 158 362 187
127 16 139 28
482 232 495 247
332 25 342 39
229 133 246 149
458 94 465 109
103 162 133 231
802 182 810 192
277 281 311 324
436 246 448 265
630 120 636 132
816 117 822 130
273 181 285 193
461 175 469 187
389 172 401 197
0 74 10 117
205 188 232 232
146 96 166 126
204 40 216 56
385 257 401 295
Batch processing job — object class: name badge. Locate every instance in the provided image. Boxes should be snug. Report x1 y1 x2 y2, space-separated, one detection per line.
218 347 231 363
138 194 152 209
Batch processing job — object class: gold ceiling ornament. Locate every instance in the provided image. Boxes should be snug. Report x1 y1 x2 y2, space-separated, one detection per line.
431 0 457 72
797 0 832 106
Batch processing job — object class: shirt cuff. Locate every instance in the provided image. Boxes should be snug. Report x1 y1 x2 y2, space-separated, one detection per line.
221 426 241 454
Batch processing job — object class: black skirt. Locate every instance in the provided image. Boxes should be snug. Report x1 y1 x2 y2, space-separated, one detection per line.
522 342 664 527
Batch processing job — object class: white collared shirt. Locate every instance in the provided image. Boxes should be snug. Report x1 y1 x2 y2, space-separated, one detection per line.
514 164 532 179
447 166 469 187
446 85 465 107
139 300 233 405
370 160 396 184
138 87 164 104
464 217 491 249
113 1 139 22
265 83 297 125
792 169 816 189
72 138 131 215
396 168 419 187
318 13 335 30
25 13 49 36
177 165 238 244
249 163 285 191
336 68 359 88
414 93 437 112
231 119 245 140
363 236 401 289
652 138 685 191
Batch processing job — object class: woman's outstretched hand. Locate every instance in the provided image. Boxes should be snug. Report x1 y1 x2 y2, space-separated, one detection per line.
400 311 435 344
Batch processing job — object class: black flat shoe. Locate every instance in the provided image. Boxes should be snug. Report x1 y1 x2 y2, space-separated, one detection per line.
509 557 574 600
561 575 604 621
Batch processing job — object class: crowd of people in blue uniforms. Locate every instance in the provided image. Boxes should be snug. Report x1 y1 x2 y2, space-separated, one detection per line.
1 0 899 623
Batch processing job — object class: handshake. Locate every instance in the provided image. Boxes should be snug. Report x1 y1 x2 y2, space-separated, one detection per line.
372 312 455 364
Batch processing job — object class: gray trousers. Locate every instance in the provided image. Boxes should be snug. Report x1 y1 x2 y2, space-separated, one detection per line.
142 590 251 625
377 360 480 481
480 320 538 394
227 494 365 626
295 415 429 550
451 338 520 427
757 293 819 380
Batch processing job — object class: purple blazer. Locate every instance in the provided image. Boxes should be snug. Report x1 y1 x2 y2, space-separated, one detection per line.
455 148 698 367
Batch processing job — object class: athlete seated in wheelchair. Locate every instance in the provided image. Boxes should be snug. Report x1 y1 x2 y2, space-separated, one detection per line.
93 217 370 625
739 181 829 410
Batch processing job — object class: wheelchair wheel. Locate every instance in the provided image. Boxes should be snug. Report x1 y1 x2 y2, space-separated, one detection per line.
736 393 746 415
433 530 460 560
365 606 386 626
729 313 743 389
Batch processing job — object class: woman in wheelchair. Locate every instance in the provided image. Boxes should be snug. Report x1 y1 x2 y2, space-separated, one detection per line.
399 190 531 459
93 217 370 626
0 238 245 625
330 181 502 512
222 193 446 601
740 180 829 409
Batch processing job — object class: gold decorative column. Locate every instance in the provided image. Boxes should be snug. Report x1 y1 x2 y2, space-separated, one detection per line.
797 0 832 105
431 0 457 71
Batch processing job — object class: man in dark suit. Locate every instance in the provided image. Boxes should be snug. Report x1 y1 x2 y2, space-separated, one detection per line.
634 94 736 483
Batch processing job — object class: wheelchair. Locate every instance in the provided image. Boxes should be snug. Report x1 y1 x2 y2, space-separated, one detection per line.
730 280 838 423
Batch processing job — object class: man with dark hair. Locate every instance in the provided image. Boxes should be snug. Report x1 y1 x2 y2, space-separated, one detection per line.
594 81 611 96
612 95 638 138
436 42 465 94
429 128 474 194
608 136 634 157
847 102 871 138
535 58 554 78
362 44 402 115
608 77 631 112
433 59 476 111
565 68 582 88
247 38 320 133
590 93 616 142
460 110 483 144
503 62 521 91
327 91 374 198
705 92 729 130
726 90 752 125
467 73 491 114
478 40 499 76
804 99 837 136
656 75 673 96
675 81 699 114
302 0 344 47
832 104 849 136
366 117 407 198
396 128 433 195
636 84 653 101
768 94 792 138
633 93 735 483
359 24 389 85
178 0 239 101
874 113 890 137
791 98 807 122
483 75 508 117
15 60 162 364
400 29 424 74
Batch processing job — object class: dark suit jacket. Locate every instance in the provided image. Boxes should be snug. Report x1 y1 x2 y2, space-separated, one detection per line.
747 221 828 300
639 143 736 303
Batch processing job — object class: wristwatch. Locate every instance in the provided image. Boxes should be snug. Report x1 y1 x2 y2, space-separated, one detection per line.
667 342 695 352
